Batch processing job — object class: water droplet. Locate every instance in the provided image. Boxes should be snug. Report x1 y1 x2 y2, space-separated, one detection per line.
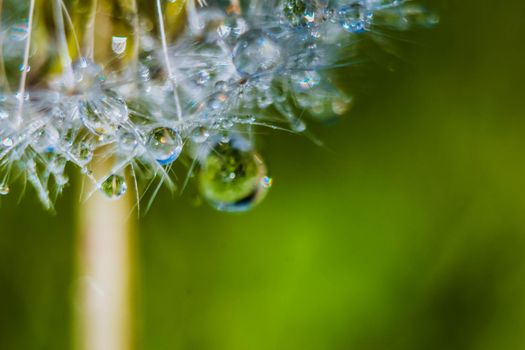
118 131 141 154
217 16 247 40
112 36 128 55
199 135 270 212
257 93 273 109
146 127 183 165
195 70 211 86
290 118 306 132
284 0 315 27
291 70 321 91
209 93 228 110
32 126 60 153
191 127 210 144
76 142 94 166
233 30 284 77
72 59 106 92
0 184 9 195
100 174 127 200
217 24 231 38
261 176 273 189
18 64 30 72
9 21 29 41
1 137 14 148
338 4 372 33
332 96 353 115
395 4 439 29
215 80 228 92
79 91 129 135
304 10 316 23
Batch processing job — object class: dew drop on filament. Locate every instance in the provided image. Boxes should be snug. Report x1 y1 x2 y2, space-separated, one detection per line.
112 36 128 55
146 127 183 165
0 184 9 196
232 30 284 77
100 174 127 200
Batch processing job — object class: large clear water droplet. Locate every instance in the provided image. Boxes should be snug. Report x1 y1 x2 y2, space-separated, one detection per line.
233 30 284 77
100 174 127 199
146 127 183 165
199 135 271 212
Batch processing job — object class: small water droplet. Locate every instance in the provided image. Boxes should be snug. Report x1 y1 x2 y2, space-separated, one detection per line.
9 21 29 41
332 96 353 115
261 176 273 189
1 137 14 148
191 127 210 144
112 36 128 55
338 4 372 33
100 174 127 199
291 70 321 91
76 143 94 166
290 118 306 132
32 126 60 153
146 127 183 165
215 80 228 92
195 70 211 86
218 17 247 40
72 59 105 92
118 131 140 154
304 10 316 23
209 93 228 110
18 64 30 72
0 184 9 195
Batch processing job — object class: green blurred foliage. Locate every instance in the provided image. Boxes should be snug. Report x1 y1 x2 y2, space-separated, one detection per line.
2 0 525 349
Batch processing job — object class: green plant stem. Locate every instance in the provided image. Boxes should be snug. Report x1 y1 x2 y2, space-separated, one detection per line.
76 160 136 350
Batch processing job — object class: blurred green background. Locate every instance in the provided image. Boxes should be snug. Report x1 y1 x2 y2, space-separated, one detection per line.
2 0 525 349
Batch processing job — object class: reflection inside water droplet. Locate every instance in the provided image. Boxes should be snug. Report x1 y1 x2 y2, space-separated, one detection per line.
233 30 284 77
78 91 129 136
100 174 127 199
198 134 270 212
0 184 9 195
112 36 128 55
146 127 183 165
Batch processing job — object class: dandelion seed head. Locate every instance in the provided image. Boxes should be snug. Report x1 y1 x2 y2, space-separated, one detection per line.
0 0 437 211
